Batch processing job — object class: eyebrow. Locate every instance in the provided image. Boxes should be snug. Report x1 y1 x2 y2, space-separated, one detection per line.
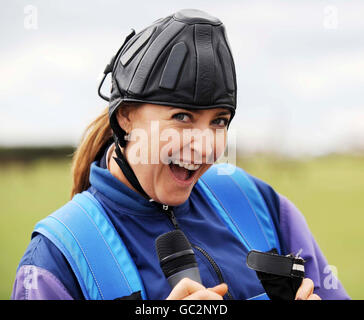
168 107 231 117
215 111 231 117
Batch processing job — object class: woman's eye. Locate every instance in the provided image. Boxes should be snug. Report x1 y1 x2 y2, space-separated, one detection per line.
172 113 191 122
172 112 229 127
212 118 229 127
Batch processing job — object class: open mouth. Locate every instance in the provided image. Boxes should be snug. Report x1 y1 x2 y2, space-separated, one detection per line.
168 160 201 184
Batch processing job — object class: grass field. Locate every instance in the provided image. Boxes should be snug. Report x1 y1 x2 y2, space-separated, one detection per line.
1 154 363 299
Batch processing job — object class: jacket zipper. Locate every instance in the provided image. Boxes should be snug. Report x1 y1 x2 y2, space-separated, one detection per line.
161 205 234 300
162 205 180 229
192 244 234 300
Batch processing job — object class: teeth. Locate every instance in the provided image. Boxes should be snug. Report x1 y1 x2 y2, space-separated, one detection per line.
172 159 201 171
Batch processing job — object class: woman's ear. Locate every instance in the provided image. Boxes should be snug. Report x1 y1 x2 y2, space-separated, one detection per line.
116 105 133 133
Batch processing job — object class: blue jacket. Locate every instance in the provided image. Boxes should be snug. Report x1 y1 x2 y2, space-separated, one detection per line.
13 149 350 300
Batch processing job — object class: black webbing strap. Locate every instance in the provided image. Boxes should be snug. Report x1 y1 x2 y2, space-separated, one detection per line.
113 135 150 200
112 135 173 213
114 291 142 300
246 250 305 278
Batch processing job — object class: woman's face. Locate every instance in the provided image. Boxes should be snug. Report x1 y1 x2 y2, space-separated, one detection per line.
115 103 231 206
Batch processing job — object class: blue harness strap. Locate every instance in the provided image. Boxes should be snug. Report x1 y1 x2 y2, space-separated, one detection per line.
32 191 146 300
197 163 281 254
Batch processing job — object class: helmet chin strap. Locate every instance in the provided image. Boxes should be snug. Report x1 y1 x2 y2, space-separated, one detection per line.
112 134 149 200
112 134 170 211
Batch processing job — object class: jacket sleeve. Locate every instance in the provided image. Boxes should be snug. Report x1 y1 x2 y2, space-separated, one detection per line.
11 234 83 300
11 265 73 300
278 194 350 300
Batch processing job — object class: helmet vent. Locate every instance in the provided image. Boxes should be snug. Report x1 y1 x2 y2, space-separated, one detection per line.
128 20 185 94
159 42 188 90
217 42 235 93
120 26 155 66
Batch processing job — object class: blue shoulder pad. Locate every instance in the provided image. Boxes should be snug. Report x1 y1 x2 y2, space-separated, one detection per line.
32 191 146 300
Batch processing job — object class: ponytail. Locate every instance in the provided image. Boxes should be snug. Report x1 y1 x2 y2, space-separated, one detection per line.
70 107 113 198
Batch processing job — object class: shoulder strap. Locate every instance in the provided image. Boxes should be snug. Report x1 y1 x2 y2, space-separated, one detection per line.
197 163 282 254
247 173 287 255
32 191 146 300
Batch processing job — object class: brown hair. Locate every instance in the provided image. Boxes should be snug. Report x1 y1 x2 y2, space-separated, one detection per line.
70 107 113 198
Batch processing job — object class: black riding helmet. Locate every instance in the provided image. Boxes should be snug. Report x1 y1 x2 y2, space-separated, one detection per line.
98 8 237 203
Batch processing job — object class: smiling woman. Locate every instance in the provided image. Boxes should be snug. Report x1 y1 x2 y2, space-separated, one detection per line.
11 9 349 301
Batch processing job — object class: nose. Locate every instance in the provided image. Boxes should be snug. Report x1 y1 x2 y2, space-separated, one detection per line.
193 131 213 164
182 128 225 164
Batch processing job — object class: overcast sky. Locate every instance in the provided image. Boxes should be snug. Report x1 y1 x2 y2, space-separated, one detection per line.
1 0 363 156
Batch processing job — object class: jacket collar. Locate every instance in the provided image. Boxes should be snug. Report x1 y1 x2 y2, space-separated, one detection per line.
89 161 190 216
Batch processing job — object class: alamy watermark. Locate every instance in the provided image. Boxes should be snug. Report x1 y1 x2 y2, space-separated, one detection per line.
23 265 38 290
323 5 338 30
122 122 237 175
24 5 38 30
323 264 339 290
